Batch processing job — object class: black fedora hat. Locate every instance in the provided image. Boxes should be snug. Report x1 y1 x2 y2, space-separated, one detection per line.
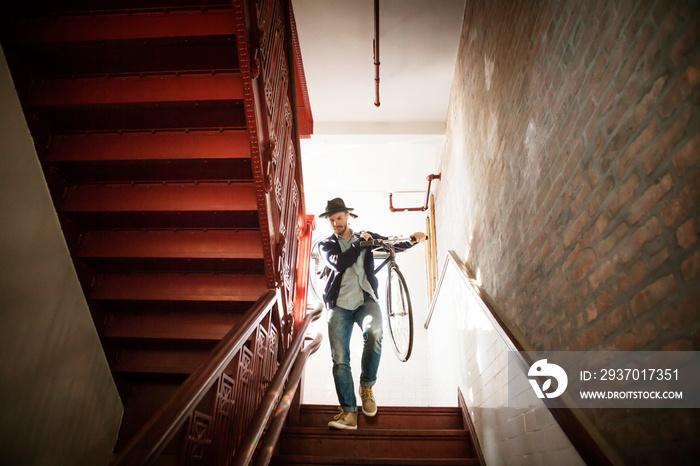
318 198 358 218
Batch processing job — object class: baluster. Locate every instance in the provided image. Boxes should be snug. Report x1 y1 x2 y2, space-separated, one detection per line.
254 325 269 406
211 373 236 465
182 411 212 466
233 344 254 451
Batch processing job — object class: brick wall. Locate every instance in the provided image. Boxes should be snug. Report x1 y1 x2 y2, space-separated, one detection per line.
435 0 699 463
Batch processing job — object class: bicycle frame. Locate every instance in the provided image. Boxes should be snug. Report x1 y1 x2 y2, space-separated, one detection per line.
373 247 396 274
360 236 415 362
310 235 416 361
360 235 415 277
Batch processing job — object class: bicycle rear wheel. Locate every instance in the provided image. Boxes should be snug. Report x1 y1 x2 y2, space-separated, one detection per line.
385 265 413 362
308 237 327 305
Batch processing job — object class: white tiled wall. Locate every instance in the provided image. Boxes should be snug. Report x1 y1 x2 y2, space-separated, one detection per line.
427 254 585 465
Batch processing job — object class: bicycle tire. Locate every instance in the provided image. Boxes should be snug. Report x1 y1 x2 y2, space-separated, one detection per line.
385 265 414 362
308 237 327 305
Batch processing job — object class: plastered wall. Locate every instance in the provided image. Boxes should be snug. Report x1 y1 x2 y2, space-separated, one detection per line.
0 45 123 465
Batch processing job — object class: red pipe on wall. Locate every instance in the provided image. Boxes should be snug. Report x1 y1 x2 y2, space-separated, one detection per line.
388 173 441 212
293 215 316 332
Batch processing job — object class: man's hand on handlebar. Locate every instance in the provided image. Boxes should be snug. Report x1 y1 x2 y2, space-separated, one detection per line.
410 232 427 244
358 232 427 248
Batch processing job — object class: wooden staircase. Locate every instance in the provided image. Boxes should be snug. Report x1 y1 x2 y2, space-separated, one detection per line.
1 0 312 456
271 405 481 465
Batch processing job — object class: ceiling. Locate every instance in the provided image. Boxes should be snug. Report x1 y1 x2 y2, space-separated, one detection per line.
292 0 466 231
291 3 467 400
292 0 466 134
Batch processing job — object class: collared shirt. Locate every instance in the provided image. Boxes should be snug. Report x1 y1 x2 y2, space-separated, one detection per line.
335 230 377 309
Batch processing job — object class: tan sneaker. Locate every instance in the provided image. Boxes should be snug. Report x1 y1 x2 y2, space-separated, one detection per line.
328 409 358 430
359 385 377 417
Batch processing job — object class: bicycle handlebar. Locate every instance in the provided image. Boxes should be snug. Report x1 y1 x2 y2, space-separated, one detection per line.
359 235 426 247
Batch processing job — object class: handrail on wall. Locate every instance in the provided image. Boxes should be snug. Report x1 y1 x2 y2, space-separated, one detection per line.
233 303 323 465
112 289 279 466
389 173 441 213
424 251 521 351
425 250 616 466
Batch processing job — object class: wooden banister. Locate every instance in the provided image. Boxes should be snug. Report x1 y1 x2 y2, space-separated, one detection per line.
232 303 323 465
112 289 278 465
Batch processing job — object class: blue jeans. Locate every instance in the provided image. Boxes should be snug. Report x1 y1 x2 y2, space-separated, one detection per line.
327 294 383 412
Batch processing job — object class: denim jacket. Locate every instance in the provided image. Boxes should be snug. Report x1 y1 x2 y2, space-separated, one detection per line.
319 231 414 309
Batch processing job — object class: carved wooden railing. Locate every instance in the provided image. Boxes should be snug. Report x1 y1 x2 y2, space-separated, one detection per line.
112 214 315 465
112 289 282 465
112 294 321 466
236 0 308 336
232 304 323 466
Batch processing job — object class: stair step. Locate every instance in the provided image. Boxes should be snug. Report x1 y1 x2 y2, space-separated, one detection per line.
272 456 479 466
278 428 473 459
45 132 253 183
98 299 255 315
12 35 239 78
47 131 251 162
28 73 243 107
81 257 265 274
77 230 263 259
110 345 214 374
38 99 246 132
298 405 465 431
55 159 253 183
10 8 237 44
103 309 242 341
63 182 257 213
111 373 188 450
69 210 260 230
90 272 268 302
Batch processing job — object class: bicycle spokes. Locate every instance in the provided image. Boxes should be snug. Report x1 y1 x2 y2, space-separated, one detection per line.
386 267 413 362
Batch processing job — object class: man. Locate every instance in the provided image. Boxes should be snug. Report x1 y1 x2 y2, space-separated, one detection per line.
317 198 426 430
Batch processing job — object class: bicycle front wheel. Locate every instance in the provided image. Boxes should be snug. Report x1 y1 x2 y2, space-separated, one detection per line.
385 266 414 362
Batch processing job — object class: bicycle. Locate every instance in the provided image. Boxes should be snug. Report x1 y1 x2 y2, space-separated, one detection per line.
308 235 417 362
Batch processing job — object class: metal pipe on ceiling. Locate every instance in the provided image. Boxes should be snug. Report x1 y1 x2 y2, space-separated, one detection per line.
373 0 380 107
